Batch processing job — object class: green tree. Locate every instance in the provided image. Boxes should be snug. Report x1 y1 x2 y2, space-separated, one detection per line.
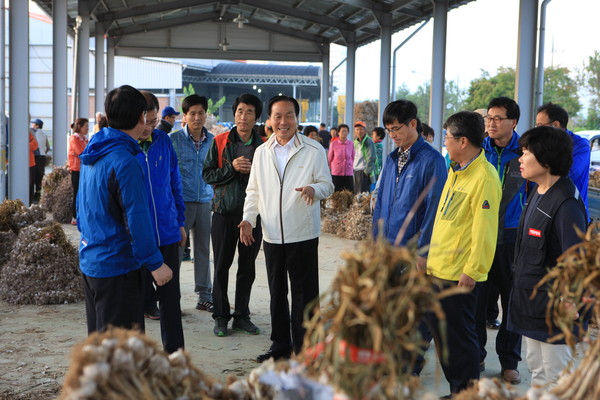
464 67 515 110
394 81 466 124
207 96 226 115
182 83 195 96
542 66 581 118
580 51 600 129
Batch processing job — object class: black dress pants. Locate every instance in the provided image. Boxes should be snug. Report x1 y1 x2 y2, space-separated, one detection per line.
476 240 522 370
211 213 262 320
263 238 319 355
83 268 145 334
155 243 184 353
424 281 480 394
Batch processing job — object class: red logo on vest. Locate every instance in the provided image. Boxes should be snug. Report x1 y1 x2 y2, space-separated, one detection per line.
528 228 542 238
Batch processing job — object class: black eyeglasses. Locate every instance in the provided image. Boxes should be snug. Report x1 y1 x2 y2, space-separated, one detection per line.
384 124 406 135
444 134 462 141
534 121 555 128
484 116 511 124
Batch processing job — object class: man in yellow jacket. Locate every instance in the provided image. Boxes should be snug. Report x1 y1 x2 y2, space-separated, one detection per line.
424 111 501 396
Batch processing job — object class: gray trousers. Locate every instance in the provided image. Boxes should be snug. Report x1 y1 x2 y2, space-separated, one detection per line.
181 202 212 302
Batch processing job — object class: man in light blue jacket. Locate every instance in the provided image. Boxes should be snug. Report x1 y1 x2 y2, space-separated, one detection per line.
169 94 214 312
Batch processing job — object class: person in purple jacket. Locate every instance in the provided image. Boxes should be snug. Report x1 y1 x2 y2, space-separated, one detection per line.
327 124 355 192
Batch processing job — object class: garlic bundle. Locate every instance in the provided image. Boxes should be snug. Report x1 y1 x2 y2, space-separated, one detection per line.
0 221 82 305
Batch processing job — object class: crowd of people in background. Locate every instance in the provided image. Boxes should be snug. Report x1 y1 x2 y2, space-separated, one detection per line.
40 83 591 397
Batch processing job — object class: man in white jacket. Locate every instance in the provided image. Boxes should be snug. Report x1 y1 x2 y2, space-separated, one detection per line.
239 95 334 363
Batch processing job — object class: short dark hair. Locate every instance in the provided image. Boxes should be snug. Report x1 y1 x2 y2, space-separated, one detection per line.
518 126 572 176
444 111 485 148
416 118 423 134
267 95 300 117
105 85 146 130
140 90 159 112
382 100 418 126
487 96 520 122
422 123 435 139
232 93 263 119
303 125 318 136
537 102 568 129
372 127 386 141
338 124 350 132
182 94 208 114
71 118 89 133
320 123 326 129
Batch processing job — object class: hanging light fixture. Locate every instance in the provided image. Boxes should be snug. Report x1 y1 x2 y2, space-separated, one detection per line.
219 23 230 51
233 13 249 29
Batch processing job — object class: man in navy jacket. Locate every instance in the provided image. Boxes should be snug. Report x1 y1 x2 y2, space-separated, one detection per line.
372 100 447 265
137 91 186 353
77 85 172 334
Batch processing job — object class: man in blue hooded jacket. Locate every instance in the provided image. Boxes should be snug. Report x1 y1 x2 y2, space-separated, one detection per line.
535 102 590 218
77 85 172 334
479 96 526 385
137 91 186 353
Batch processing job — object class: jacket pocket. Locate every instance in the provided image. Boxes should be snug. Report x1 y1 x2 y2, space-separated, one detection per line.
525 236 545 265
440 190 467 221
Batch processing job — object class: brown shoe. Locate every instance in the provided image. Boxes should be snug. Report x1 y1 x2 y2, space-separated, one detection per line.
502 369 521 384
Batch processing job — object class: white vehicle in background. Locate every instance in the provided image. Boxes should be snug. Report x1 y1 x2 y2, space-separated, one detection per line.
574 130 600 171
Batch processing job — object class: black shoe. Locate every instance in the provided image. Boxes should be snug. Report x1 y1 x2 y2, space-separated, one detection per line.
486 319 501 329
196 301 214 312
256 349 291 363
182 253 192 261
213 317 228 337
232 317 260 335
144 304 160 320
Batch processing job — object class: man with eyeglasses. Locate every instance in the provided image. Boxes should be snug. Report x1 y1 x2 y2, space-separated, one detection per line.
426 111 501 395
169 95 215 312
479 96 525 385
136 91 186 352
372 100 446 266
535 102 590 215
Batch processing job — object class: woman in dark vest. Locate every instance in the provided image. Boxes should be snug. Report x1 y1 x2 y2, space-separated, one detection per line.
508 126 588 388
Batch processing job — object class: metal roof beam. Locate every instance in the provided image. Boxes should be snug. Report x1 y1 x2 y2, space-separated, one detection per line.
97 0 216 23
243 0 371 37
115 46 323 62
390 0 425 17
108 11 220 36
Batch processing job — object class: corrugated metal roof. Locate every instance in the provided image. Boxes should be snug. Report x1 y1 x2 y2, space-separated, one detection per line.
33 0 476 62
208 63 319 77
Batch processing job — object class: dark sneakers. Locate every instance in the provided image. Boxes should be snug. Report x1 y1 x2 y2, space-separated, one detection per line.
213 317 228 337
256 349 291 363
232 317 260 335
196 301 214 312
144 304 160 320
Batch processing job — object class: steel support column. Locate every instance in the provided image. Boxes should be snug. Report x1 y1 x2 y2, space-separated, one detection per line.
0 0 6 200
53 0 68 166
430 0 448 152
377 13 392 124
345 34 356 129
536 0 552 108
516 0 539 134
94 23 105 116
320 43 330 126
106 37 115 92
8 0 29 202
77 1 90 120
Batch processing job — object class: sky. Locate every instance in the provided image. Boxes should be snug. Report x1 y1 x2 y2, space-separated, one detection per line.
331 0 600 102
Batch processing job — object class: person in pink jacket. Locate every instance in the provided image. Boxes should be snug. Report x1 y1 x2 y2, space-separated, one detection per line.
327 123 355 192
